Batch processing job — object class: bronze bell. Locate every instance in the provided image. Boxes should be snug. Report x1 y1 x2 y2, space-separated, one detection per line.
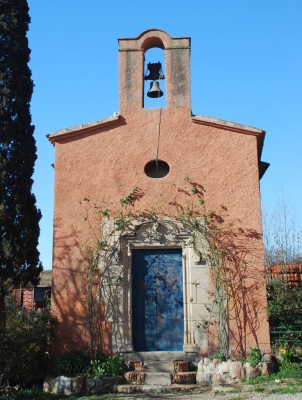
147 81 163 98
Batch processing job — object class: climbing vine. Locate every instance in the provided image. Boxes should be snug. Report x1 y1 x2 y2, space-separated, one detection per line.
78 178 261 359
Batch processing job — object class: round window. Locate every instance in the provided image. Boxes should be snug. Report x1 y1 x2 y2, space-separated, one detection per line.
144 160 170 178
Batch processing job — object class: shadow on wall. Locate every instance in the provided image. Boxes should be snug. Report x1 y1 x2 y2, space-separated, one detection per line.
50 217 112 358
51 184 267 358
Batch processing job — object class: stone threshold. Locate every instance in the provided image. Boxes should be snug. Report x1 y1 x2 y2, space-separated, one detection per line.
112 383 203 394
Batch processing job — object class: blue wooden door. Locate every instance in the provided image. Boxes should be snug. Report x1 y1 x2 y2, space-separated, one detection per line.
132 248 184 351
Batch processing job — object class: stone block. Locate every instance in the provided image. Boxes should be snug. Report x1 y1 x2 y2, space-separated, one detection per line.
129 361 144 370
211 372 223 386
219 361 229 374
94 376 103 387
125 371 146 383
230 361 244 380
197 360 204 373
204 363 216 375
196 372 211 385
174 361 189 372
85 378 96 391
171 372 196 384
203 357 210 366
43 377 55 393
243 362 261 379
90 386 103 394
72 376 84 394
54 376 72 395
144 372 171 386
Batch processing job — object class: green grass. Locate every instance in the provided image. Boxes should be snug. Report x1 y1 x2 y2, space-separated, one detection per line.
252 387 264 392
243 362 302 385
268 386 302 395
0 388 64 400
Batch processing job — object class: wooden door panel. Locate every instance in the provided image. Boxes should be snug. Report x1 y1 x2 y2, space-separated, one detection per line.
132 249 183 351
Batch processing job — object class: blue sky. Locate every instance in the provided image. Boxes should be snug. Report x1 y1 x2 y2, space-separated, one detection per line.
27 0 302 270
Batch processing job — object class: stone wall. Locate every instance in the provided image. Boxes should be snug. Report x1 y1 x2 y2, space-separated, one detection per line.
196 355 276 386
43 356 276 396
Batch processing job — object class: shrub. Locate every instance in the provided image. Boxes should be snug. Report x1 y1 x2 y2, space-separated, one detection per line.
90 354 123 377
50 351 124 378
248 347 262 367
0 296 54 387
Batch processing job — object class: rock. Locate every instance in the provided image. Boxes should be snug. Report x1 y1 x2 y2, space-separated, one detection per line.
230 361 244 380
204 357 210 366
72 376 84 394
219 361 229 374
243 362 261 379
263 353 272 362
211 373 223 385
54 376 72 395
196 371 211 385
204 363 216 375
43 377 55 393
85 378 96 391
94 376 103 387
90 386 102 394
197 359 205 373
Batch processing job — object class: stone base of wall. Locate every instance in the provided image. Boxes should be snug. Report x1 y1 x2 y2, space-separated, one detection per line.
43 355 276 396
43 375 125 396
197 355 276 386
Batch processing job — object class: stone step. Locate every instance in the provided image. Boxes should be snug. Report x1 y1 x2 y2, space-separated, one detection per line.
126 355 197 373
123 351 199 364
142 361 176 372
111 383 201 394
125 370 197 385
144 372 172 386
172 372 196 384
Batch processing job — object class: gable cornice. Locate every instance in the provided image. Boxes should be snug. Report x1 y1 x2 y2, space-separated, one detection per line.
46 115 120 146
191 115 266 161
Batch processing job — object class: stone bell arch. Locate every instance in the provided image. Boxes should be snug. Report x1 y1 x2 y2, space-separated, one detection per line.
118 29 191 113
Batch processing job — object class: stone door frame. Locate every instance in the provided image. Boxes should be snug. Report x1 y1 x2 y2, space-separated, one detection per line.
112 219 208 354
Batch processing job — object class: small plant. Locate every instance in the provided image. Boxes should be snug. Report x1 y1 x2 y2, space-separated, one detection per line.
248 347 262 367
120 187 137 206
278 347 296 365
213 350 226 361
51 351 124 378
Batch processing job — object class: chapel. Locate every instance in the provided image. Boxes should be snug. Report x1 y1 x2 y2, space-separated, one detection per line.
47 29 270 360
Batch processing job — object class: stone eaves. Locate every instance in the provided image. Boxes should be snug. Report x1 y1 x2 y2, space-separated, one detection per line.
46 115 120 146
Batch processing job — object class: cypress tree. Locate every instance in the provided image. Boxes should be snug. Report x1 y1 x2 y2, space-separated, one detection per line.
0 0 42 322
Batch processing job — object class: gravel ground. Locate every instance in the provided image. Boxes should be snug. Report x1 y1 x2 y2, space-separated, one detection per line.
103 394 302 399
99 383 302 400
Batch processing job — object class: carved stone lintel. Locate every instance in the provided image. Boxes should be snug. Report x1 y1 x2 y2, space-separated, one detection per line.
150 222 163 241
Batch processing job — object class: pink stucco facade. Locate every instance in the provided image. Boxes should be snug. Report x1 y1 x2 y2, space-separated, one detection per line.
48 30 270 357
